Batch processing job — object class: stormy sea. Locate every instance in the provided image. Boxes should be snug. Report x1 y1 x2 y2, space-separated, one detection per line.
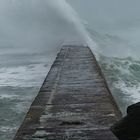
0 0 140 139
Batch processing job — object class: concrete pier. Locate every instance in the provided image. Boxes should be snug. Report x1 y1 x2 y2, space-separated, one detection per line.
14 46 121 140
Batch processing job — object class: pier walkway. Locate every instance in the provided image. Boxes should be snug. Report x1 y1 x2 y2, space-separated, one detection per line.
14 46 121 140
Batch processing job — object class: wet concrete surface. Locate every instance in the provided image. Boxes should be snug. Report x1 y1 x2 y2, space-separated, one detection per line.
14 46 120 140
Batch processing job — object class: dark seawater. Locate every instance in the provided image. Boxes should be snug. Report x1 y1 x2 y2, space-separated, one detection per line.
0 51 55 139
0 86 38 139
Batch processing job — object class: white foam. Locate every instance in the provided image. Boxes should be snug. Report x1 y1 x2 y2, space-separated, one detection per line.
0 63 51 87
0 94 17 99
0 126 17 133
100 56 140 113
114 80 140 103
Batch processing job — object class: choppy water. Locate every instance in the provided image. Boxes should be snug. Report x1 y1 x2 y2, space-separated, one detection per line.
0 52 55 139
0 0 140 139
99 56 140 115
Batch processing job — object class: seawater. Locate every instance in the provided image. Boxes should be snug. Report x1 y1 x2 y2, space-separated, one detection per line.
0 51 55 139
0 0 140 139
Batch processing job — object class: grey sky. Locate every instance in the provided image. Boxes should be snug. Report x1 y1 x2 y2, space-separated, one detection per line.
0 0 86 53
67 0 140 31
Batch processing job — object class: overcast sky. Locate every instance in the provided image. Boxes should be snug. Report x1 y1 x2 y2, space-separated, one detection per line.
67 0 140 32
0 0 140 53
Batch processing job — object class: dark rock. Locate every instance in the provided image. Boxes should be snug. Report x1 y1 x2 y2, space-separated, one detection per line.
127 102 140 117
111 102 140 140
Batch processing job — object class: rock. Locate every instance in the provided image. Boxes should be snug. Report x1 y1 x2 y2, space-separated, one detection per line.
111 102 140 140
127 102 140 117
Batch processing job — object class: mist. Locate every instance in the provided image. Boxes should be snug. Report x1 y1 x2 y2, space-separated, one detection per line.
67 0 140 31
0 0 99 56
1 0 140 56
67 0 140 58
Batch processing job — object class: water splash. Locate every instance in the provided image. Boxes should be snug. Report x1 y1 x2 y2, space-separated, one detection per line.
0 0 97 54
47 0 98 51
